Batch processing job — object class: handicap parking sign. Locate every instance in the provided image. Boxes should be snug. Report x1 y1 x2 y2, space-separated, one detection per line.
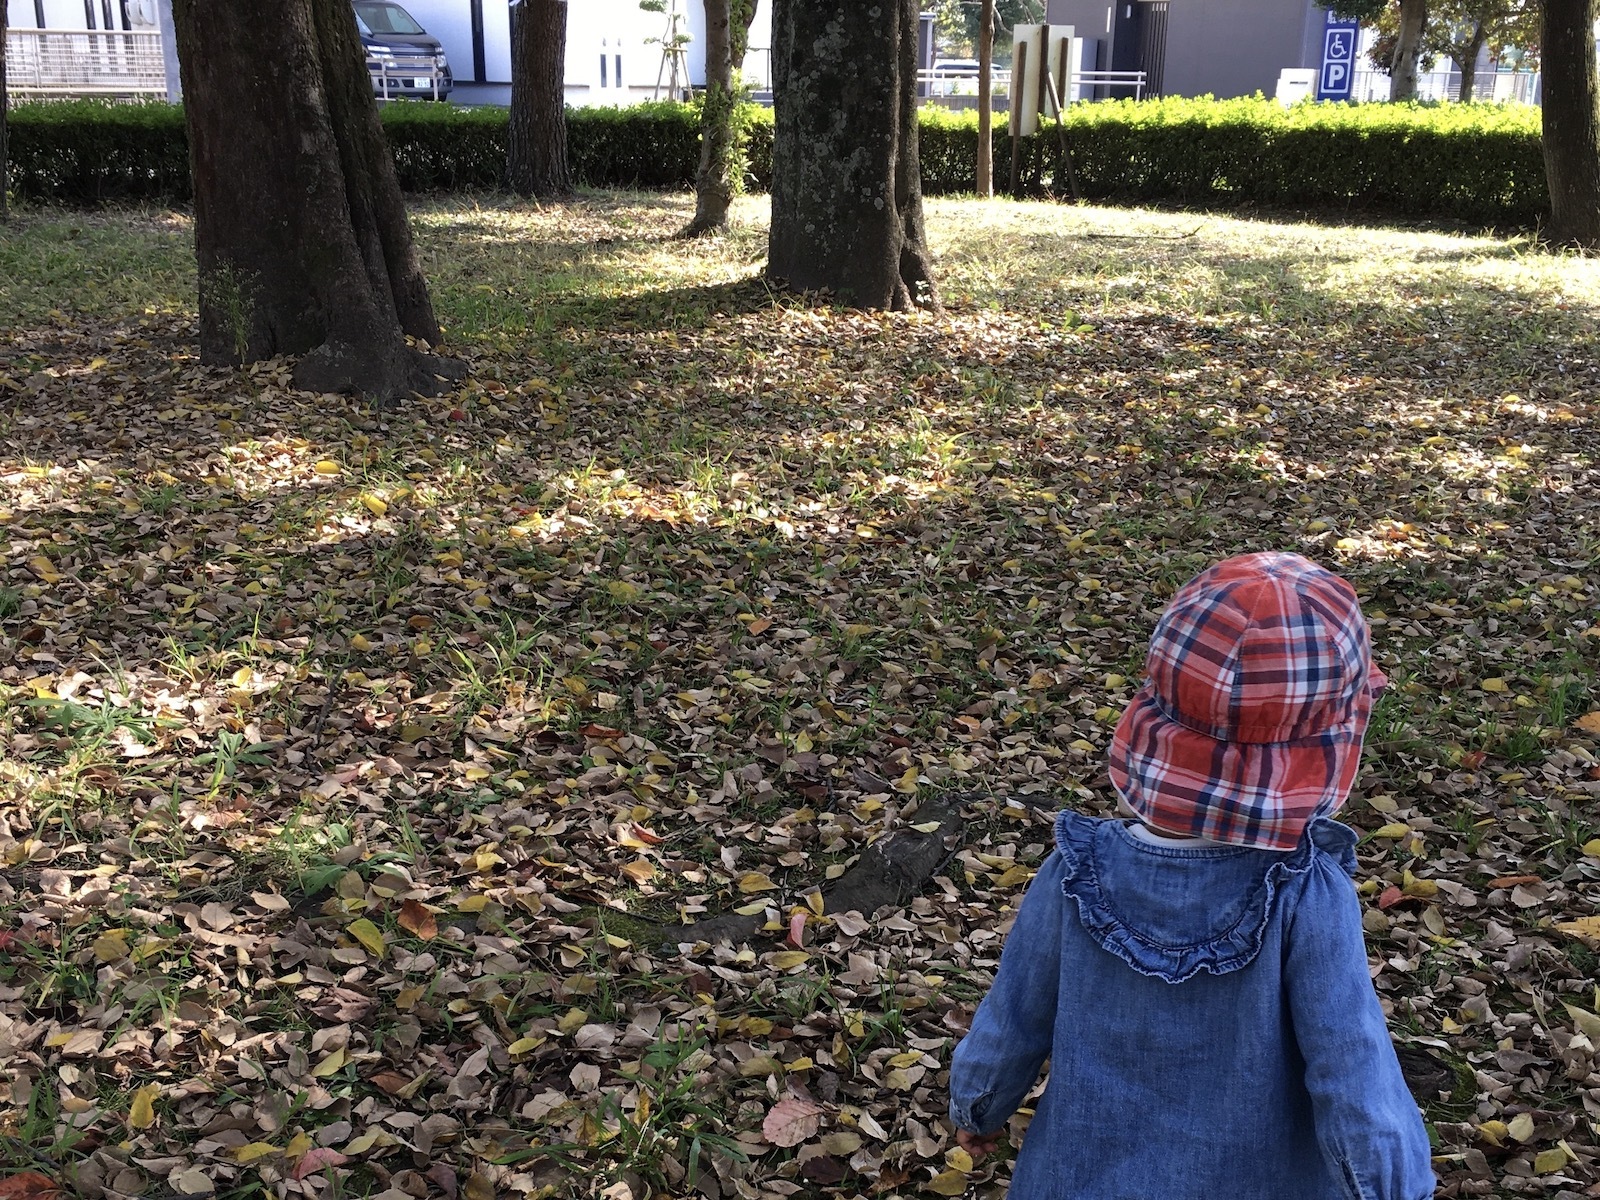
1319 11 1360 100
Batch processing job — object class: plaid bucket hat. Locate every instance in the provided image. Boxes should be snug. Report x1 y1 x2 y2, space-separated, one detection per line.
1108 552 1386 851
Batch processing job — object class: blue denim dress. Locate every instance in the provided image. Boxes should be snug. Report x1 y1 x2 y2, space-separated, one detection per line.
948 812 1435 1200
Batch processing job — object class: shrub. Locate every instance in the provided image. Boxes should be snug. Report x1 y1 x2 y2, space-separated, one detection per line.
4 94 1549 226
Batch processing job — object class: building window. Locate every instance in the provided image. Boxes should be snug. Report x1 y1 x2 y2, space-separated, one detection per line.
600 54 608 86
614 54 622 86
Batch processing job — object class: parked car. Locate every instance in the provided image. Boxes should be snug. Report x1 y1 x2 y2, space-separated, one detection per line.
931 57 981 96
354 1 452 101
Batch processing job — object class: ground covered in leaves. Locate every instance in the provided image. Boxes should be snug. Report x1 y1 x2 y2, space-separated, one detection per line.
2 193 1600 1200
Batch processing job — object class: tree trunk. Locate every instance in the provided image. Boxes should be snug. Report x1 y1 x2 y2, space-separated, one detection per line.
1390 0 1428 100
683 0 759 235
509 0 572 199
977 0 994 197
768 0 938 310
1 20 8 223
171 0 448 400
1456 22 1486 100
1541 0 1600 246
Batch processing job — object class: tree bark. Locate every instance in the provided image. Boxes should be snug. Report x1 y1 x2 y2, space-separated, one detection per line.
1390 0 1428 100
1456 21 1486 100
1 20 9 222
683 0 758 235
509 0 573 199
977 0 994 197
1540 0 1600 246
768 0 937 310
171 0 448 400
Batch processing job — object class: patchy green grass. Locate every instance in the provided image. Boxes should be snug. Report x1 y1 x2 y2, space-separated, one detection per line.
1 191 1599 1198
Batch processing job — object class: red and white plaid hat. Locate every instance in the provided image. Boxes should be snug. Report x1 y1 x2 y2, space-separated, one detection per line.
1108 552 1386 851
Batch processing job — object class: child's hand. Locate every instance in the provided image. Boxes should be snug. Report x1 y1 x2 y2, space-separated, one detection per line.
956 1127 1002 1162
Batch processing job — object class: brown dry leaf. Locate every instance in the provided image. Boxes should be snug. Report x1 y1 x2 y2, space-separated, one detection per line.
397 898 437 940
762 1096 824 1147
1571 711 1600 734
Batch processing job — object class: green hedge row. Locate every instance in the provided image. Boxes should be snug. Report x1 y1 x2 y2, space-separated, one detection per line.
4 95 1547 226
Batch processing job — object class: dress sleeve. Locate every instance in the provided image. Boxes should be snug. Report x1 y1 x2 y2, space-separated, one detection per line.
1284 858 1437 1200
948 850 1064 1134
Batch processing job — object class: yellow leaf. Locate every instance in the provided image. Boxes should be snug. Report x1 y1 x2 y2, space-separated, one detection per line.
348 917 385 958
737 872 778 894
457 894 488 913
912 821 943 833
1477 1119 1508 1146
926 1169 969 1195
1573 711 1600 735
464 765 491 782
350 632 374 652
1533 1148 1568 1174
805 891 826 916
994 865 1034 888
27 555 60 584
93 930 130 963
360 494 388 517
945 1146 974 1172
1480 677 1508 693
1372 822 1411 839
285 1131 313 1159
234 1142 278 1164
396 985 425 1010
508 1036 546 1055
894 765 920 794
793 730 813 752
1104 673 1127 688
1562 1001 1600 1040
1401 871 1437 898
557 1007 589 1034
888 1051 923 1068
128 1082 160 1129
1578 838 1600 857
620 859 656 884
1507 1112 1535 1142
311 1047 347 1078
313 460 340 475
1555 916 1600 949
769 951 810 970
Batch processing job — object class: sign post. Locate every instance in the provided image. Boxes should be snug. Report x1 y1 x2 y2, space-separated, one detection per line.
1318 9 1360 101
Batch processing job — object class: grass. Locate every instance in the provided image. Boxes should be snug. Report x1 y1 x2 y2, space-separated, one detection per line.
2 190 1600 1197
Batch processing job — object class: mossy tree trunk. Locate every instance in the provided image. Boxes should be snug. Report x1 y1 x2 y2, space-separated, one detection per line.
683 0 758 236
171 0 450 399
509 0 573 199
1540 0 1600 246
1 23 9 222
1389 0 1428 100
767 0 938 310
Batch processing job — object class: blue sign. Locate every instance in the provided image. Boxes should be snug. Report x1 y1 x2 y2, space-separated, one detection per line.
1318 10 1360 101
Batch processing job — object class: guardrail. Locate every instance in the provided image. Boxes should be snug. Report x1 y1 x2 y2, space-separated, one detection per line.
4 27 167 99
915 66 1147 102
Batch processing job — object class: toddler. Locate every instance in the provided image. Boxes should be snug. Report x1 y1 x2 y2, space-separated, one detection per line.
949 552 1435 1199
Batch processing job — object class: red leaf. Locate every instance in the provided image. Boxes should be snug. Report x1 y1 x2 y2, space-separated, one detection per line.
1487 874 1542 889
1377 885 1406 910
762 1096 823 1147
787 911 807 949
0 1175 61 1200
580 723 624 740
290 1148 349 1181
398 898 438 941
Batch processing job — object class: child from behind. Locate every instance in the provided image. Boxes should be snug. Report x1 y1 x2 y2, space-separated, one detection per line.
949 552 1435 1200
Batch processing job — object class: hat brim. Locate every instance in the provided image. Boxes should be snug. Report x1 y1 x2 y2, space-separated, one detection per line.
1108 669 1381 852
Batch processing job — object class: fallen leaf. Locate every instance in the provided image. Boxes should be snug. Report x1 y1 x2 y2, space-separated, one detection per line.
397 899 437 941
128 1082 160 1129
761 1096 823 1147
926 1169 969 1195
290 1148 349 1180
348 917 386 957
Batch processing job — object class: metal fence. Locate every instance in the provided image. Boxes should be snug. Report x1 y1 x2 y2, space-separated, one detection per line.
4 28 168 99
1341 66 1536 104
915 66 1147 103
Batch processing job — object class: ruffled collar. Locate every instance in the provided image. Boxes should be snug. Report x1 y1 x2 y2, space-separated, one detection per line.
1053 811 1357 984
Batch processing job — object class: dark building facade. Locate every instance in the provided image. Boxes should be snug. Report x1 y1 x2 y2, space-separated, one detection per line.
1046 0 1329 99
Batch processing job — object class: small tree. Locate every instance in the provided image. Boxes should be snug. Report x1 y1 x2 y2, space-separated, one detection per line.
1 20 9 222
682 0 758 236
1423 0 1536 99
1540 0 1600 246
1334 0 1430 99
509 0 573 199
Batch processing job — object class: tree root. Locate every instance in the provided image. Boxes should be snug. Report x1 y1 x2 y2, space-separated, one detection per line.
656 793 976 951
292 342 466 401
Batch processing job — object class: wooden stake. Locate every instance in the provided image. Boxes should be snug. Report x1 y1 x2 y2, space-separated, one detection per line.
1043 63 1081 202
1009 37 1025 197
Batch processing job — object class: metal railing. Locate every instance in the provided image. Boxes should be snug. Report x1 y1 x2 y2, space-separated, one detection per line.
1348 66 1537 103
368 53 449 101
915 66 1147 102
4 27 167 99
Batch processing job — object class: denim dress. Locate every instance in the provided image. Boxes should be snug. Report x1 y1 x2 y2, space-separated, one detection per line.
948 812 1435 1200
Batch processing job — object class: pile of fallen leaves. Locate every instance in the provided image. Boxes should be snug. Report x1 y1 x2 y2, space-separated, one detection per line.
1 194 1599 1199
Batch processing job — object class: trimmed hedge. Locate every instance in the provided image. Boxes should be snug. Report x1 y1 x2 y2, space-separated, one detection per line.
4 94 1548 226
